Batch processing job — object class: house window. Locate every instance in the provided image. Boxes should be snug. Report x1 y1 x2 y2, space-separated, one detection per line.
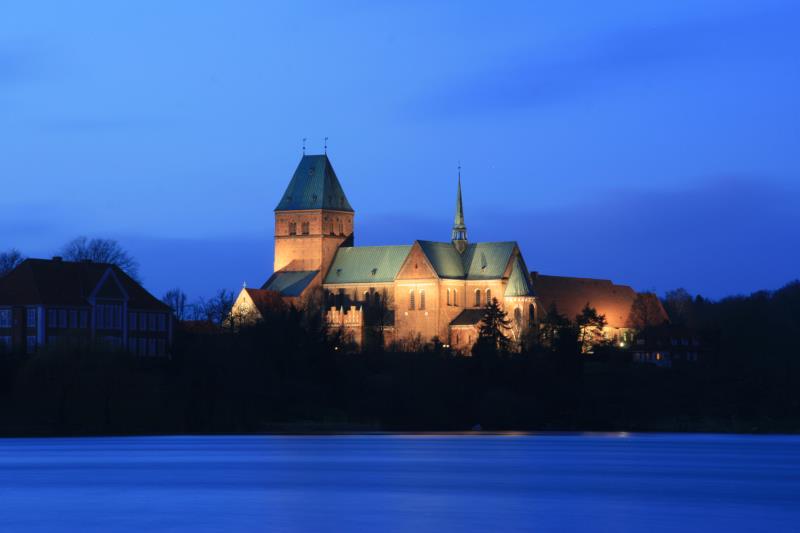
0 309 11 328
26 336 36 353
486 289 491 303
475 289 481 308
419 290 426 310
148 313 157 331
301 221 309 235
288 222 297 235
447 289 451 306
409 289 415 310
139 312 148 331
26 308 36 328
129 313 137 331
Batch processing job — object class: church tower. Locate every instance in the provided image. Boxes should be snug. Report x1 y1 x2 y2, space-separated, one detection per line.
273 154 354 274
451 169 468 253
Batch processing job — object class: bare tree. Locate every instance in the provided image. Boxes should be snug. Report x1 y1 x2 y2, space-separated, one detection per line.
60 237 140 280
198 289 235 326
0 248 24 276
162 288 188 321
628 293 668 329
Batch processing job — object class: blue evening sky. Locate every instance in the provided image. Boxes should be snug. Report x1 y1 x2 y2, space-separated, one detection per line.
1 0 798 301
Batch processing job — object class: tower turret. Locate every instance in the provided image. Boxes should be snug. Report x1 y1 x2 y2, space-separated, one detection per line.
451 168 468 253
273 154 354 273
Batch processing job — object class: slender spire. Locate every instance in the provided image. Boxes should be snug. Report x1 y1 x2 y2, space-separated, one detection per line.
452 163 468 253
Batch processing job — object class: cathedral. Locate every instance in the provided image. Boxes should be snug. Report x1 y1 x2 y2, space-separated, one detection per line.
232 153 537 351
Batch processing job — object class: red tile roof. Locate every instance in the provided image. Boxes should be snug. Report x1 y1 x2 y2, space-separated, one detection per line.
531 273 668 328
0 258 170 311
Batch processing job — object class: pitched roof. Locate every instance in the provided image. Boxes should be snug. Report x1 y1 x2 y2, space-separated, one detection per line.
418 241 464 279
275 154 353 212
324 246 412 284
450 309 485 326
0 258 169 311
243 288 288 315
261 270 318 297
504 256 534 297
531 274 641 328
417 240 516 280
461 242 516 279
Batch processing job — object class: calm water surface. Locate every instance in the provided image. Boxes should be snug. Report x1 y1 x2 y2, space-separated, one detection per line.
0 434 798 532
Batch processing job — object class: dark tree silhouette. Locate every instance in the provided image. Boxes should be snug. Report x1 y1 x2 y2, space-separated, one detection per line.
0 248 24 276
662 288 693 325
60 237 139 280
628 293 667 329
473 298 512 356
163 288 188 321
536 303 572 349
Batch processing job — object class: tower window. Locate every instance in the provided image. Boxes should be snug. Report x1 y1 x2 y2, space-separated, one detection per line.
475 289 481 307
419 290 426 310
453 289 458 307
409 289 415 311
447 288 451 306
289 222 297 235
486 289 491 303
301 222 309 235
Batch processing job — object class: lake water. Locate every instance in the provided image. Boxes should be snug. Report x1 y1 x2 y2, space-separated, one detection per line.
0 434 798 532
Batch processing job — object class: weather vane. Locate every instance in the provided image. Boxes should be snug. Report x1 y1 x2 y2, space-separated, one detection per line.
302 137 306 155
324 136 328 154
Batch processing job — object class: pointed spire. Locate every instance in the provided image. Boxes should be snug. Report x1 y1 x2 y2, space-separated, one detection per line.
452 163 468 253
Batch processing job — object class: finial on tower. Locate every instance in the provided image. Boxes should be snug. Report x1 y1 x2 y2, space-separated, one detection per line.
302 138 306 155
452 163 468 253
324 136 328 154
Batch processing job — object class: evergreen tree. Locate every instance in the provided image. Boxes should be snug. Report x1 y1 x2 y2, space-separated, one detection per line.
473 298 512 356
576 303 607 354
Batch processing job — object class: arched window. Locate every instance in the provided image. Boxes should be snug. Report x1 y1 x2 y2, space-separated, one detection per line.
289 222 297 235
453 289 458 307
486 289 491 303
514 307 522 326
409 289 415 310
301 221 309 235
446 288 451 306
419 290 426 310
374 291 381 306
475 289 481 307
529 303 535 324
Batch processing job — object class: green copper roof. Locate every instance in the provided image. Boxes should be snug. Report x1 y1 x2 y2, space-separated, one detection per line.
418 241 465 279
504 256 534 297
324 245 412 284
461 242 516 280
261 270 318 297
453 174 465 229
418 240 516 280
275 154 353 212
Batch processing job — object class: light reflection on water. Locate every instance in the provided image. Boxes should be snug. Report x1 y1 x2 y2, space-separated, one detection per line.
0 433 798 532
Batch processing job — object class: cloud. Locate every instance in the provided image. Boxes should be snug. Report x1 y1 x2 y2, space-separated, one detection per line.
420 5 799 116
